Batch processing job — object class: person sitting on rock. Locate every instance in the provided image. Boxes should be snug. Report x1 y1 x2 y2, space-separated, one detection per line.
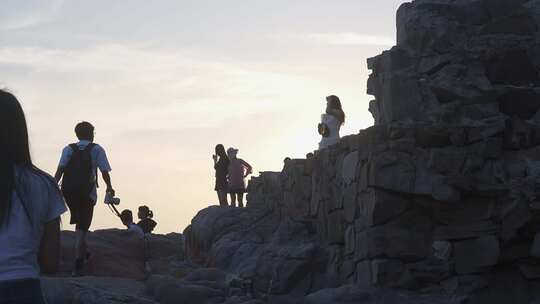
137 205 157 234
226 148 253 208
119 209 144 239
318 95 345 149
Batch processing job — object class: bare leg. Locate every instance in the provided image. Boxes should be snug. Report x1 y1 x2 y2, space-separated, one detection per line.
230 193 237 207
218 190 228 206
238 193 244 208
75 229 87 260
73 229 88 275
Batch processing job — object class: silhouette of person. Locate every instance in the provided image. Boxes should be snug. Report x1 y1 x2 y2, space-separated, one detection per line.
54 121 115 276
137 205 157 234
0 90 67 303
119 209 144 239
213 144 230 206
227 148 253 208
318 95 345 149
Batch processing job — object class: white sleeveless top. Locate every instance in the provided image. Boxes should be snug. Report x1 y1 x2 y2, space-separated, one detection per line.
0 167 66 281
318 114 341 149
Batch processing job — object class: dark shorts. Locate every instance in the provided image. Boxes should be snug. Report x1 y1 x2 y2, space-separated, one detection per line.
64 193 94 231
0 279 46 304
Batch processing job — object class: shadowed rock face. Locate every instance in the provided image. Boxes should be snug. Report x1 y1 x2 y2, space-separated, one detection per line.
41 1 540 303
183 1 540 303
58 229 182 280
369 0 540 126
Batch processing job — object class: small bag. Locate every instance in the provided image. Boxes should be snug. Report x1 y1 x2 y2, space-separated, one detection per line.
318 123 330 137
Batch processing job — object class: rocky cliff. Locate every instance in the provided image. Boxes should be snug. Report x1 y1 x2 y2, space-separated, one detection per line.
185 1 540 303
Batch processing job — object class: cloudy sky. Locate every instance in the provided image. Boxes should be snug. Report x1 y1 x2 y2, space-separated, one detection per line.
1 0 406 233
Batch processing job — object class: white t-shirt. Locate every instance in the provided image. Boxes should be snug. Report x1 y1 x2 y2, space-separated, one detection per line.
318 114 341 149
0 166 67 281
58 140 112 203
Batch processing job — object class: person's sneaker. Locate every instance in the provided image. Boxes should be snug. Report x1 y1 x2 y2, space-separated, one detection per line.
72 258 84 277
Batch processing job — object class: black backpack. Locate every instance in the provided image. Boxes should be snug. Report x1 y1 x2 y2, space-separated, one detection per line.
61 143 96 199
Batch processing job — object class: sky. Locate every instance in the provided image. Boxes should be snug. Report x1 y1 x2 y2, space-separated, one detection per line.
1 0 407 233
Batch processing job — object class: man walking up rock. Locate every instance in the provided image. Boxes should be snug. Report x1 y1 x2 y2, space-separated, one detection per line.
54 121 115 276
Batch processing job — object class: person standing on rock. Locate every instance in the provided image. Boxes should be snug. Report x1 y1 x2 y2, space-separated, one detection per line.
318 95 345 149
54 121 115 276
213 144 230 206
0 90 67 304
227 148 253 208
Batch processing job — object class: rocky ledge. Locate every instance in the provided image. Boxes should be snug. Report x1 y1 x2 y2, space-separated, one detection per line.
43 0 540 303
185 0 540 303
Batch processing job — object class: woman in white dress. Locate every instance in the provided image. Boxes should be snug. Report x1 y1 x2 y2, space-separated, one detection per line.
318 95 346 149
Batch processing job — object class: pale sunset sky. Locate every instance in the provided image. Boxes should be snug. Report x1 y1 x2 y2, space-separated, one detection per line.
1 1 406 233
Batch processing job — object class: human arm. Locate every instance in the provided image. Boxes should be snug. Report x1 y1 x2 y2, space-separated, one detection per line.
241 160 253 178
101 170 115 196
38 217 61 274
55 146 72 183
95 145 114 195
54 166 64 183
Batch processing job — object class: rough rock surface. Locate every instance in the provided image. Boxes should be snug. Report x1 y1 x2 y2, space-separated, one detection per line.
42 276 157 304
42 229 187 304
41 0 540 303
58 229 182 279
184 0 540 303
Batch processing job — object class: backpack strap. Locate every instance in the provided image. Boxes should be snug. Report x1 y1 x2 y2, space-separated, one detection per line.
69 143 79 152
84 143 99 188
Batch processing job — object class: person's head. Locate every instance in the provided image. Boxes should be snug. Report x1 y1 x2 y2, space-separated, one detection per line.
75 121 94 142
0 90 33 226
138 205 153 220
120 209 134 226
326 95 345 125
215 144 228 159
227 147 239 159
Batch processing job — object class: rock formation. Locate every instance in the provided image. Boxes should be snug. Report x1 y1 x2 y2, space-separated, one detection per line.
185 0 540 303
41 0 540 303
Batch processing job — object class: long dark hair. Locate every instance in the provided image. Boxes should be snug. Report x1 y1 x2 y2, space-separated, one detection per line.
215 144 229 163
326 95 345 125
0 90 57 227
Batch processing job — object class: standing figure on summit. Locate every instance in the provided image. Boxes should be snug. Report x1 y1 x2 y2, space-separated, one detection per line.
54 121 115 276
318 95 345 150
227 148 252 208
213 144 230 207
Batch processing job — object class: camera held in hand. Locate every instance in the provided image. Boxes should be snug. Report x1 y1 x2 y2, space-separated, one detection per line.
104 192 121 205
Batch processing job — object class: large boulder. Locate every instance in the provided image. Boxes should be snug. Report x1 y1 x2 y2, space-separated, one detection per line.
59 229 182 279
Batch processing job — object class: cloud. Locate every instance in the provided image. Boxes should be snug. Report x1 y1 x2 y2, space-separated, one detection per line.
306 32 395 46
0 0 64 31
0 44 324 130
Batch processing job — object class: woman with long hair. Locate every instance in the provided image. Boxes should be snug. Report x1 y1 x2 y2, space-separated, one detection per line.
0 90 66 304
318 95 345 149
212 144 229 206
